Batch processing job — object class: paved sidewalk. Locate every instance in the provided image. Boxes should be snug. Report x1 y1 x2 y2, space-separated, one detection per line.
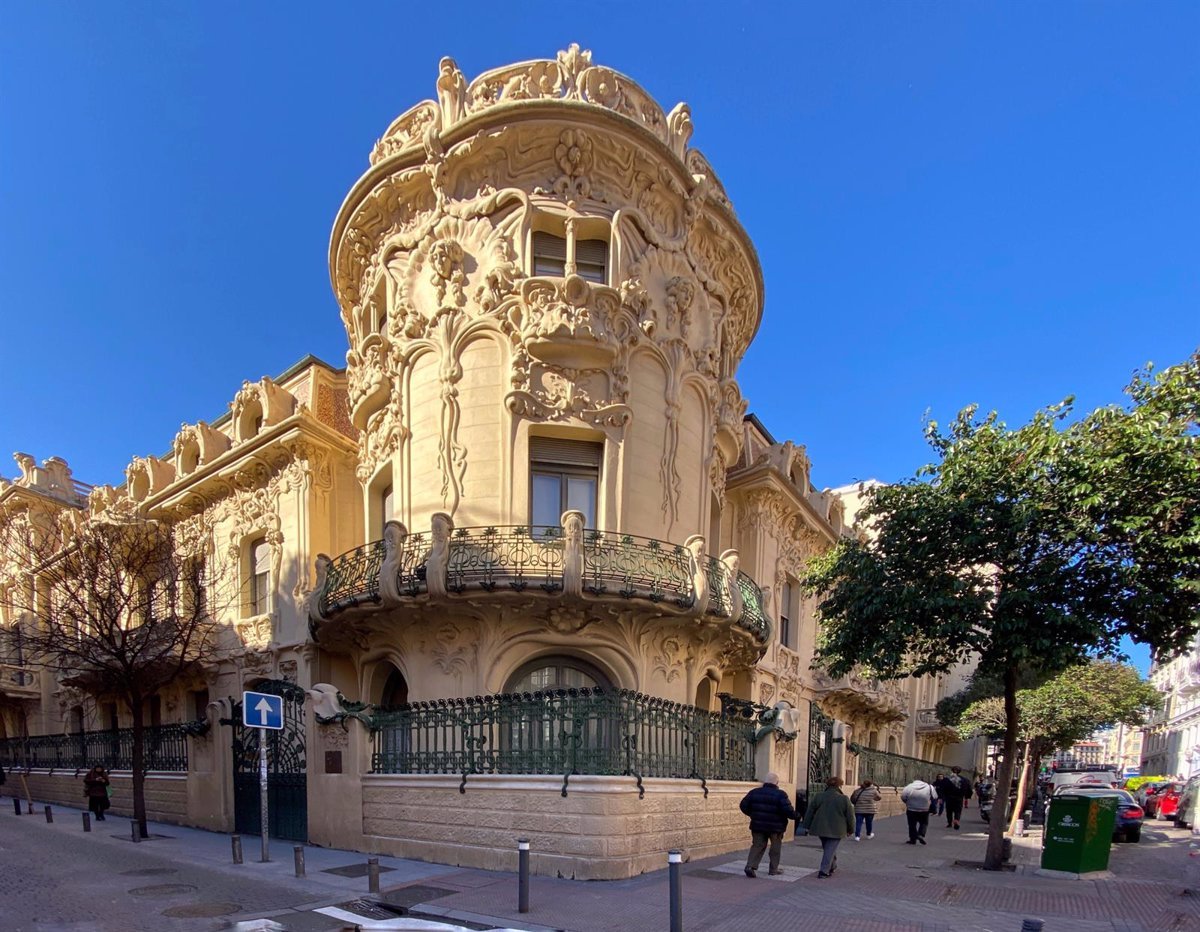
4 793 1199 931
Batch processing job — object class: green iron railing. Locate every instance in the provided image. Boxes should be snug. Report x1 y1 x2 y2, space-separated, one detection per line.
0 724 193 773
582 531 693 606
370 687 756 783
849 744 977 788
319 540 385 615
319 526 771 645
447 526 564 594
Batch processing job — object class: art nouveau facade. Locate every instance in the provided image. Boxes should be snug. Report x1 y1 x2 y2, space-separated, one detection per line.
1141 641 1200 779
0 47 977 879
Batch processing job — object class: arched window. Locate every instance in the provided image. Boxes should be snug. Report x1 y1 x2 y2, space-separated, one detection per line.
380 668 408 709
505 656 610 693
502 656 613 769
248 537 270 616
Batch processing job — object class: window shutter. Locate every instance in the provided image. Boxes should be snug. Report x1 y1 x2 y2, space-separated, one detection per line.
529 437 603 468
532 232 567 260
575 239 607 265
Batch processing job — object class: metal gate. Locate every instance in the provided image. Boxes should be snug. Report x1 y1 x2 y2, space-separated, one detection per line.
231 679 307 842
807 701 835 800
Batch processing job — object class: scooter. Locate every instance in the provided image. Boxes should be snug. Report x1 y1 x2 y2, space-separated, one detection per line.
978 780 996 823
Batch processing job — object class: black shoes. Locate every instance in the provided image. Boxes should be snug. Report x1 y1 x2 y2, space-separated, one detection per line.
918 837 927 845
817 872 831 878
768 870 783 876
744 867 756 878
905 839 916 844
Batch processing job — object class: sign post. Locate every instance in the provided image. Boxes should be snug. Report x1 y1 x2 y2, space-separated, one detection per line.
242 691 284 863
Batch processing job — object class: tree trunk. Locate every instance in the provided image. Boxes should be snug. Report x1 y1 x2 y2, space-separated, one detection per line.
129 692 149 839
984 665 1020 870
1007 740 1034 835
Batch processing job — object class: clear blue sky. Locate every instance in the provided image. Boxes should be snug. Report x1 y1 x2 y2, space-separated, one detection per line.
2 4 1196 668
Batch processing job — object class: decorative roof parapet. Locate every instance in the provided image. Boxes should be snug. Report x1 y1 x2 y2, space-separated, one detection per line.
368 44 725 202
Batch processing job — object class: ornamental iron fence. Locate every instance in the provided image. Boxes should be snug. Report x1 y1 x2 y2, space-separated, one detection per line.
850 744 977 788
0 724 192 773
317 523 771 645
370 687 756 784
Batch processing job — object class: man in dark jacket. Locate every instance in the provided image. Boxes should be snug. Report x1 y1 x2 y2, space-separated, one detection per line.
935 766 973 830
739 772 798 877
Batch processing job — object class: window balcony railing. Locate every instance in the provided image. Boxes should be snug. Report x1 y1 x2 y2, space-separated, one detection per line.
311 512 772 646
0 663 40 698
369 686 757 784
0 723 194 773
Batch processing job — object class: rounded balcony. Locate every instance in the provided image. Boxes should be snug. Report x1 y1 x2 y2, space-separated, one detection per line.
309 512 770 649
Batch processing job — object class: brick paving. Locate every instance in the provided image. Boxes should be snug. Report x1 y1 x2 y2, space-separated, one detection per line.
3 790 1200 931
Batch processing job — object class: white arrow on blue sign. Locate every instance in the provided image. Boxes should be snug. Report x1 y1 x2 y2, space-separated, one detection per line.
242 691 284 730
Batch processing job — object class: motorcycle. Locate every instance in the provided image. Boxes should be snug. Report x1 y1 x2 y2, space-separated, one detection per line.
977 780 996 823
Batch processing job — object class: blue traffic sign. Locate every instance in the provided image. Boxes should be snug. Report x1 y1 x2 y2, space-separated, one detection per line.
242 691 284 730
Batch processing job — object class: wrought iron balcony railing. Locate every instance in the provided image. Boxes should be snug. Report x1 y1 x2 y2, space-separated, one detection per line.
370 686 757 785
311 512 772 645
0 723 194 773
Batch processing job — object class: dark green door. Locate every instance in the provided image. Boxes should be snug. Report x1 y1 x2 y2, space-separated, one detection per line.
807 701 834 800
232 679 307 842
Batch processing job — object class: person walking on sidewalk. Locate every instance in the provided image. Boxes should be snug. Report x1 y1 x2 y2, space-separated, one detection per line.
931 772 946 816
900 777 937 845
83 765 111 821
739 772 798 877
804 776 855 878
850 779 882 841
935 766 972 830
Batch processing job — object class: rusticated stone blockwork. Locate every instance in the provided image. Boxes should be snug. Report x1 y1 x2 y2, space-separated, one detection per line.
361 775 756 880
12 772 188 825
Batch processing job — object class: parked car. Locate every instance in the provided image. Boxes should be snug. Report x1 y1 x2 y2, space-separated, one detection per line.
1135 780 1168 807
1146 783 1181 821
1049 785 1144 842
1175 776 1200 830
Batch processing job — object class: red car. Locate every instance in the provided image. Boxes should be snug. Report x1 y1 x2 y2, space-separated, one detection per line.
1146 782 1181 820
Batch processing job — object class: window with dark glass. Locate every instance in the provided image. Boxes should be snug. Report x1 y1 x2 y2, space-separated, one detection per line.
249 537 270 616
529 437 601 529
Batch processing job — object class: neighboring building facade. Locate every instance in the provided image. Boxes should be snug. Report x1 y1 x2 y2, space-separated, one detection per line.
0 47 978 879
1141 640 1200 779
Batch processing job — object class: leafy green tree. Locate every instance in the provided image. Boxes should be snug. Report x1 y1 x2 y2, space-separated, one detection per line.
804 352 1200 869
958 661 1161 829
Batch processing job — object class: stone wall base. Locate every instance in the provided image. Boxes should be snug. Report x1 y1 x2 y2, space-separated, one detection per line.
5 770 188 825
361 774 758 880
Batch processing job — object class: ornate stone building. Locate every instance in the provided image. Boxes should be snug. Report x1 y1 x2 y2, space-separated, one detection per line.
0 47 978 879
1141 639 1200 779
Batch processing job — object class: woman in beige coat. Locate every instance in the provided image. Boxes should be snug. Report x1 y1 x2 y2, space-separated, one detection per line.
850 779 882 840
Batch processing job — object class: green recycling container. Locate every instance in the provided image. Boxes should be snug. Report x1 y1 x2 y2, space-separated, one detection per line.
1040 794 1116 873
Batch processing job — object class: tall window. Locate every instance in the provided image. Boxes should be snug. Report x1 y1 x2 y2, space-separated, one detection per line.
381 483 394 534
531 230 608 284
779 580 792 649
248 537 271 616
530 437 601 528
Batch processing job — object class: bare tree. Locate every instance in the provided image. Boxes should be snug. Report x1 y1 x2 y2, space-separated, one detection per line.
1 509 227 838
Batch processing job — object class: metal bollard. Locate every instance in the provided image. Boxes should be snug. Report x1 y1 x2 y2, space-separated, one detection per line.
1021 920 1044 932
12 797 19 815
44 805 53 823
131 820 141 843
294 845 305 878
1014 819 1026 837
517 838 530 913
82 812 91 832
367 857 380 893
231 834 244 864
668 849 683 932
